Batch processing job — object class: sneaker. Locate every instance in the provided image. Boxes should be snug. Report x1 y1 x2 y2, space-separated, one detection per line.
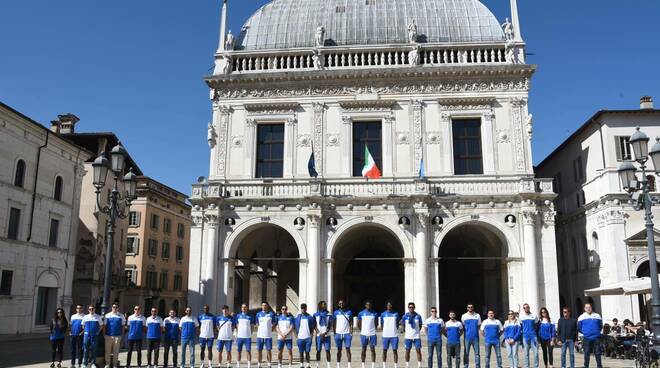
50 364 55 368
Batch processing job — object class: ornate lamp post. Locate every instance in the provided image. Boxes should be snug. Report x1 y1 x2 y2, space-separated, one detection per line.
618 127 660 347
92 143 137 315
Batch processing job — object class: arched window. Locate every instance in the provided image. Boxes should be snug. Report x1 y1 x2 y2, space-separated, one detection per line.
14 159 25 188
53 176 63 201
591 232 599 251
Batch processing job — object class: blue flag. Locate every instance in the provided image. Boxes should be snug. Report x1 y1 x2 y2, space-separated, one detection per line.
418 158 425 178
308 149 318 178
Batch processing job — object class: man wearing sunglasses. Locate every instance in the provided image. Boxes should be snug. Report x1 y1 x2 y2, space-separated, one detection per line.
70 304 86 368
423 307 444 368
82 305 104 367
127 305 147 368
104 303 125 368
276 305 295 368
520 303 539 368
402 303 423 368
556 307 577 368
461 304 481 368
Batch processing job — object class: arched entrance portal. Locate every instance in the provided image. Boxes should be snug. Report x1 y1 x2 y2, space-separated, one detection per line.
333 225 405 313
232 225 300 313
636 260 660 322
438 224 508 317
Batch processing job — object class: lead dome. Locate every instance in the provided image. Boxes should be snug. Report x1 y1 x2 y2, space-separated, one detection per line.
236 0 505 50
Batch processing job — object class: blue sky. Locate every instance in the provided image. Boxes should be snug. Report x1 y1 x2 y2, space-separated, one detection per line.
1 0 659 194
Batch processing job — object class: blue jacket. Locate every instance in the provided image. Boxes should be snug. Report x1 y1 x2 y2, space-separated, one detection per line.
294 314 316 334
538 320 556 341
520 313 538 341
503 320 521 341
577 312 602 341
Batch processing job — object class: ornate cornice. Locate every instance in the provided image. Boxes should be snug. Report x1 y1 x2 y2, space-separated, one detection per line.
244 102 300 115
338 100 396 112
438 97 496 111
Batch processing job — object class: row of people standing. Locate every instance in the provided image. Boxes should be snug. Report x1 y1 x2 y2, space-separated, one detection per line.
48 300 604 368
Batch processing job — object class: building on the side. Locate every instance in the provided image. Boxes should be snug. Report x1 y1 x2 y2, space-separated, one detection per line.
53 119 143 311
189 0 559 318
122 176 191 316
0 103 92 334
536 96 660 322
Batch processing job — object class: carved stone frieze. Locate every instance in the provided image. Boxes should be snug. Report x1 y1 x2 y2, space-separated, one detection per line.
296 134 311 147
411 100 424 174
312 103 325 174
338 100 395 112
244 102 300 115
217 78 530 99
511 99 526 171
216 107 232 177
426 132 441 144
496 129 511 143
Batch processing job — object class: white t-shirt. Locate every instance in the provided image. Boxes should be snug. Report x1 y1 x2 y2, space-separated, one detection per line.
235 313 253 339
380 311 399 338
403 313 423 339
333 310 352 335
256 311 276 339
358 310 378 336
277 315 294 340
297 317 312 339
216 315 234 340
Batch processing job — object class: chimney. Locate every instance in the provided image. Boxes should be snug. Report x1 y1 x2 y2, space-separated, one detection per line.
640 96 654 110
50 113 80 134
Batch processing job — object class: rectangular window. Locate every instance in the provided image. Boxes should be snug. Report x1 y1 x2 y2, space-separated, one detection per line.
35 287 56 325
177 223 185 239
573 156 584 182
146 271 158 289
553 173 563 193
173 273 183 291
125 267 137 286
0 270 13 295
162 242 170 259
160 271 168 290
48 219 59 247
127 236 139 254
150 214 159 230
163 218 171 234
176 245 184 262
255 124 285 178
128 211 140 227
7 208 21 240
452 119 483 175
352 121 382 177
148 239 158 257
616 136 632 161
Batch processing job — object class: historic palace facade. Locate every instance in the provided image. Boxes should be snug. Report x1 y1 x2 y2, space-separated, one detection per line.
189 0 559 318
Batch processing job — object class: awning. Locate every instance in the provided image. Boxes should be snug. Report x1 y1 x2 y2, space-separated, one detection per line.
584 277 658 296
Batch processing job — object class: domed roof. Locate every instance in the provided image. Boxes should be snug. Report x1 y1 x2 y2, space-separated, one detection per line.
236 0 504 51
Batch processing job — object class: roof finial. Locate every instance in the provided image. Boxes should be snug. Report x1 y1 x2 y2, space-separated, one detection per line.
510 0 522 42
217 0 229 53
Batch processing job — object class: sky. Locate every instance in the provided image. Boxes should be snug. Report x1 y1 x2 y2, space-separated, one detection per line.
1 0 659 194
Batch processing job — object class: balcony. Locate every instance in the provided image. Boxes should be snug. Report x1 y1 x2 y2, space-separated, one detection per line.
191 177 554 202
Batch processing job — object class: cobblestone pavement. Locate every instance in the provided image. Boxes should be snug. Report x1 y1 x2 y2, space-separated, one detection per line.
0 335 636 368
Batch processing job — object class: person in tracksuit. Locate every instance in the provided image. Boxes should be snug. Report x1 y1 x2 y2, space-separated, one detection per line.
503 310 522 368
538 308 555 368
461 304 481 368
146 307 165 367
423 307 444 368
358 301 379 368
443 311 463 368
295 303 316 368
380 302 400 368
82 305 104 367
163 309 180 368
314 301 333 368
577 303 602 368
520 303 539 368
199 305 217 368
70 304 86 368
127 305 147 368
104 303 125 368
180 306 200 368
480 310 503 368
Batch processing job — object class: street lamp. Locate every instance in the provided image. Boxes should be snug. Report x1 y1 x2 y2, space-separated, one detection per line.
618 127 660 350
92 143 137 315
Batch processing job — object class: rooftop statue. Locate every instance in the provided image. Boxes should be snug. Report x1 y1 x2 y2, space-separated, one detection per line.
315 25 326 47
225 30 235 50
408 20 418 43
502 18 514 41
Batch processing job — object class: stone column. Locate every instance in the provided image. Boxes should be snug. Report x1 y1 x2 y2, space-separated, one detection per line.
307 214 321 312
205 213 219 309
221 259 234 309
245 118 257 178
312 103 325 177
382 115 394 177
410 100 424 176
522 209 540 310
341 116 352 177
414 209 429 318
481 112 496 175
325 260 334 311
284 117 297 178
440 112 453 175
188 212 205 312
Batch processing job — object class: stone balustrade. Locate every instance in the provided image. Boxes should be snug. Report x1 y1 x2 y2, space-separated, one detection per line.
224 43 510 74
191 177 553 201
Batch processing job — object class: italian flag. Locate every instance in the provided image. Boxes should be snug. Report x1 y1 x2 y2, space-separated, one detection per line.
361 145 382 179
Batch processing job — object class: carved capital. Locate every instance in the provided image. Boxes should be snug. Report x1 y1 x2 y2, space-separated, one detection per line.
415 212 429 229
307 214 321 228
521 210 538 226
286 117 297 126
342 116 352 125
246 118 257 128
312 102 325 113
543 210 556 227
205 214 219 227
